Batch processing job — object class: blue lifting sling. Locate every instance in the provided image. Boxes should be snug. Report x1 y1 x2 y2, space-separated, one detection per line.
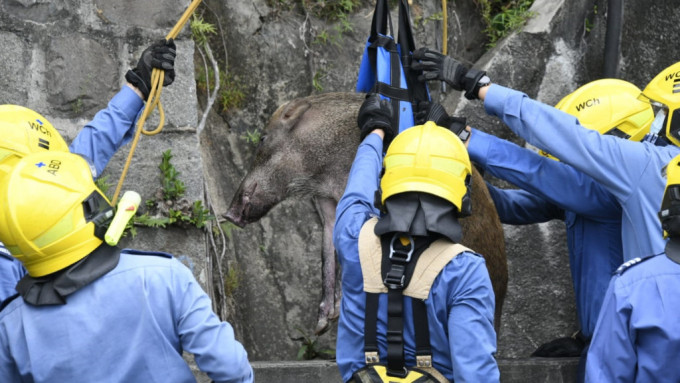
356 0 430 135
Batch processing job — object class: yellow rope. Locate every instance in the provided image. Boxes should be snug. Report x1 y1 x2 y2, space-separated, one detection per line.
442 0 447 55
112 0 203 204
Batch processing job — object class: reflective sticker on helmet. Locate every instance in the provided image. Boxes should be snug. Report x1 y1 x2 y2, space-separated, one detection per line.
38 138 49 150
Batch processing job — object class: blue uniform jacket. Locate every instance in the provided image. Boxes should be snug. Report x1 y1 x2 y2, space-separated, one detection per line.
0 245 22 306
69 85 144 177
468 128 623 337
0 86 144 305
0 250 253 383
585 254 680 382
333 133 499 382
484 84 680 260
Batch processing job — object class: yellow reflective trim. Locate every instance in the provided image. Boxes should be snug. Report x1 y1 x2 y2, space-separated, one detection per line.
33 210 75 249
384 154 415 168
0 150 12 163
374 365 425 382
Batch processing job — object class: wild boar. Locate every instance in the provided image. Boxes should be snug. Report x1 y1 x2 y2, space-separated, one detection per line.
225 92 507 335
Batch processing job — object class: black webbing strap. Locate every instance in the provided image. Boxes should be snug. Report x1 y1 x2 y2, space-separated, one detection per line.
375 82 410 101
398 0 429 112
384 233 413 377
366 0 393 78
386 288 407 377
364 292 380 356
389 43 402 134
412 298 432 357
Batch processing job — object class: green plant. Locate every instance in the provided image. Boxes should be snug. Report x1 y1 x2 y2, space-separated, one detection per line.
219 71 246 112
94 175 112 198
312 70 325 92
190 200 211 229
71 98 83 115
224 266 240 297
214 221 238 242
584 5 598 33
268 0 360 21
190 14 217 47
476 0 536 47
128 150 214 234
240 129 262 145
313 29 331 45
292 327 335 360
585 18 593 33
414 11 443 29
159 150 186 200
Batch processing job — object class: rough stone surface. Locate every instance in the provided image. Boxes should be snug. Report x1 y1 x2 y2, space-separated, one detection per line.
2 0 680 379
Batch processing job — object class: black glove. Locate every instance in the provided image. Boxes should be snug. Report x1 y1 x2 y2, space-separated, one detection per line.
357 94 396 148
412 47 487 100
416 101 469 142
125 39 177 100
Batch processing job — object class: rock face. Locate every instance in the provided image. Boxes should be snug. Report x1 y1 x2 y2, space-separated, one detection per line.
2 0 679 374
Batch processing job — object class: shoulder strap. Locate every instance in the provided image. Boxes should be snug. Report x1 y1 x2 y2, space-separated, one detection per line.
405 241 471 299
359 218 471 298
359 217 389 294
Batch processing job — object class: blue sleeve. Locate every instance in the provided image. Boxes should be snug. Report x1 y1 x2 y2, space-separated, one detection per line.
485 183 564 224
0 326 21 382
173 259 253 383
69 86 144 177
0 243 26 305
585 276 635 382
333 133 384 265
468 127 619 218
445 253 499 383
483 84 652 201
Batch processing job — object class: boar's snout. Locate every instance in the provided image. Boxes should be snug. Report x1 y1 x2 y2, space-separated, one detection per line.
224 181 258 228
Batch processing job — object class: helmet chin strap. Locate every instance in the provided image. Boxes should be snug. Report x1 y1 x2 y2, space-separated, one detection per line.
374 192 463 243
665 237 680 265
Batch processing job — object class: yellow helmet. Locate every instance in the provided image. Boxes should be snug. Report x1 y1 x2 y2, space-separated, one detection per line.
541 79 654 159
639 62 680 146
0 151 113 277
0 105 69 181
380 121 472 214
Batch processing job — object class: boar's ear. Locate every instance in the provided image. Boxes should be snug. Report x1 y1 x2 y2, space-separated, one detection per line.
279 99 312 131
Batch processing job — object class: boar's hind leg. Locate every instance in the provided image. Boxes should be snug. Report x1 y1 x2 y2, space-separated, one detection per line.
313 196 339 335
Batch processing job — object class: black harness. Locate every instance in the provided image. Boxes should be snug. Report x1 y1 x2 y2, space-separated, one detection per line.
364 233 435 378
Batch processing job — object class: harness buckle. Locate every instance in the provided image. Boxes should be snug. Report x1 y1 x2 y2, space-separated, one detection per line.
389 233 414 262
